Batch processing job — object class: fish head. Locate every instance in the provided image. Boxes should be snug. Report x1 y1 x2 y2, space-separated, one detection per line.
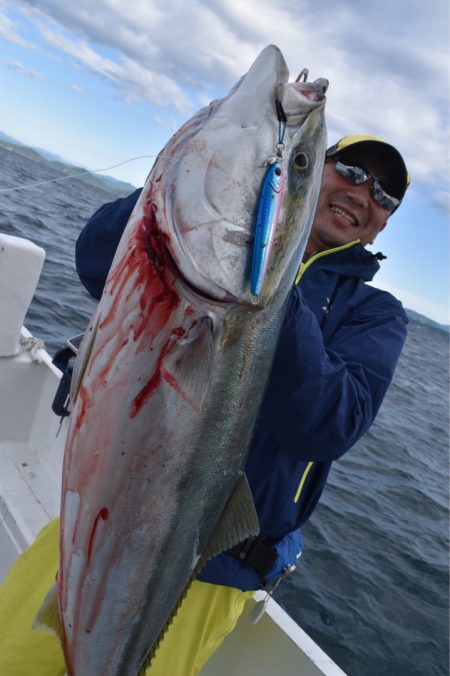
143 45 327 306
259 79 328 303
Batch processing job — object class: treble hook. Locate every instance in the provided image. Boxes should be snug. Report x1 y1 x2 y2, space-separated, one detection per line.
296 68 309 83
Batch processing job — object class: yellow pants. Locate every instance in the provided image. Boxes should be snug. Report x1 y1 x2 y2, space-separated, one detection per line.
0 519 253 675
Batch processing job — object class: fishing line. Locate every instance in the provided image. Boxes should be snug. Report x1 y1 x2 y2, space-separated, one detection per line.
0 154 161 194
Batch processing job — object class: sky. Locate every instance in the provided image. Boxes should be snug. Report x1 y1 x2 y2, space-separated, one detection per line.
0 0 449 324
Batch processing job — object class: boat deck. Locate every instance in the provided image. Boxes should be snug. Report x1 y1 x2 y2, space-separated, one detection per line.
0 333 67 577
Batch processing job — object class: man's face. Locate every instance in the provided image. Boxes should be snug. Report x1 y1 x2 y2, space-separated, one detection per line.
307 155 394 255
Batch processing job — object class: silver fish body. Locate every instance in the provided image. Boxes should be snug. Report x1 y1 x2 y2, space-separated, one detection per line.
51 45 327 675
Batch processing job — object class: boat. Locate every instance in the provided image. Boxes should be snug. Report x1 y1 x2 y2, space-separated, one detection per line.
0 232 346 675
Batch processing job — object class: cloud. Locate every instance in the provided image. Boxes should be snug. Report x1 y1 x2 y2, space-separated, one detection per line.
152 112 180 134
430 190 450 215
37 22 193 113
2 58 44 79
0 6 35 48
9 0 450 205
16 0 259 87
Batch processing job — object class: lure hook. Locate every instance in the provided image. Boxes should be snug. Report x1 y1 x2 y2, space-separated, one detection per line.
296 68 309 83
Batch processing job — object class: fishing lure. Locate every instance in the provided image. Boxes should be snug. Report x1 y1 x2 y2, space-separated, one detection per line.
250 98 287 302
250 160 285 300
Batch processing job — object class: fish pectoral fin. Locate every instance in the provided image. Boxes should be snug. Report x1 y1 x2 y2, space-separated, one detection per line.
201 473 260 564
161 316 214 410
32 583 64 641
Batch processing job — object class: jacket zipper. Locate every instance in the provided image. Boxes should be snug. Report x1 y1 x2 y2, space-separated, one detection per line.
292 239 359 504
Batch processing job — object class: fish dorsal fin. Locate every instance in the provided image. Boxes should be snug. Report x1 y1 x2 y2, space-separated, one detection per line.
32 582 64 642
161 317 214 411
201 472 260 564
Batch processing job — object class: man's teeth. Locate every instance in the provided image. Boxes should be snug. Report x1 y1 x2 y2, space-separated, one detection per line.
331 206 356 226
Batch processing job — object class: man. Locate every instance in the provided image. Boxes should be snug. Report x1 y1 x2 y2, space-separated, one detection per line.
0 135 409 675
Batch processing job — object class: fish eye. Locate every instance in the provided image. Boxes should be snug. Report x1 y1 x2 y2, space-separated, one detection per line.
294 152 309 171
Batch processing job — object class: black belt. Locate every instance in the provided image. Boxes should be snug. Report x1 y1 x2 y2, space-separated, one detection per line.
228 537 278 577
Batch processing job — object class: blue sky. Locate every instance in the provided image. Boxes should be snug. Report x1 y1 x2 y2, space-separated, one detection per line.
0 0 449 323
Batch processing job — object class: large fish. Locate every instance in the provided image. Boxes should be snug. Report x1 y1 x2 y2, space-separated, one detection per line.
36 45 328 674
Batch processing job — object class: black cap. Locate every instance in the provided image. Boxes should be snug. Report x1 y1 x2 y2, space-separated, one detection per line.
326 134 410 202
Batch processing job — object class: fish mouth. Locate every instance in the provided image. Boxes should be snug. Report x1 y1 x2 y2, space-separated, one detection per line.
292 78 329 102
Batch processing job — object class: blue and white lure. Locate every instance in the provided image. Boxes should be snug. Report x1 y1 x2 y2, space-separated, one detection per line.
250 98 287 303
250 160 285 301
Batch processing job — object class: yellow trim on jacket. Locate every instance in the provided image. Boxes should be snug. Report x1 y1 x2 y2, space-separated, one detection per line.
292 240 359 504
295 239 360 285
294 461 314 503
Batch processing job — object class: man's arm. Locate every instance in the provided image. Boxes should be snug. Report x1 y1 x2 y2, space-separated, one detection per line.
75 188 143 299
260 285 408 462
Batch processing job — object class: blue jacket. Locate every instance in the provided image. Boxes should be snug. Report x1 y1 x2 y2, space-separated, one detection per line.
76 189 408 590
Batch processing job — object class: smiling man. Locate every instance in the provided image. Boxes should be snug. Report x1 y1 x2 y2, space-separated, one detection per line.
307 135 408 254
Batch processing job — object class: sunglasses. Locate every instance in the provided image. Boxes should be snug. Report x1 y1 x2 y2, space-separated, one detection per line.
333 160 400 211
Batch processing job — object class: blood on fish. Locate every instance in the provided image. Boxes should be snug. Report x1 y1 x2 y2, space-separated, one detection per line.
130 370 161 418
100 201 180 343
92 200 182 389
130 326 186 417
87 508 109 565
160 369 201 414
75 385 92 432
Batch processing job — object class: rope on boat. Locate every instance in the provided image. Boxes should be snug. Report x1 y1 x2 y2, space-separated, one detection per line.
19 335 45 364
